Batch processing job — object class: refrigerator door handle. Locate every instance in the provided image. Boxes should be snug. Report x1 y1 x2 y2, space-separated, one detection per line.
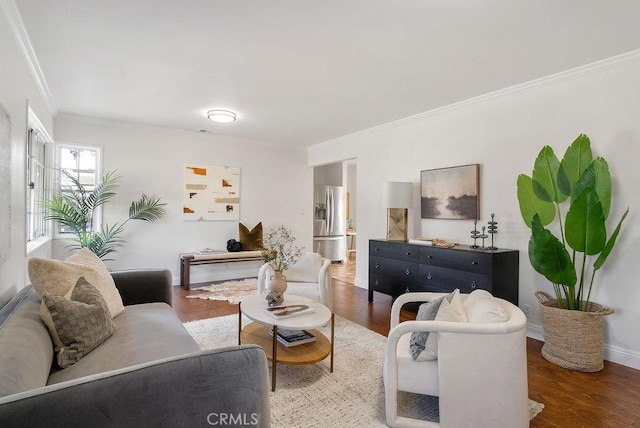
328 188 334 233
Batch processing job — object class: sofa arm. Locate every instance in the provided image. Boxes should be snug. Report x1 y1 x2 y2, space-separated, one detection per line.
110 269 173 307
0 345 271 428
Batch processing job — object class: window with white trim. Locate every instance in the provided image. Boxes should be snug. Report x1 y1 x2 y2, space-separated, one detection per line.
56 144 101 234
26 114 51 247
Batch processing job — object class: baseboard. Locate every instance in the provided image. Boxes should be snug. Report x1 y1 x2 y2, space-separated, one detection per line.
354 277 368 290
604 344 640 370
526 322 545 342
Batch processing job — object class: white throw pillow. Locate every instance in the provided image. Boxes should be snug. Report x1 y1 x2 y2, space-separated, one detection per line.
417 289 467 361
463 289 508 323
462 289 494 310
28 249 124 349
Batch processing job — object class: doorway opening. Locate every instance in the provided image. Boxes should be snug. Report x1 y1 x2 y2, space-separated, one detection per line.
312 159 357 285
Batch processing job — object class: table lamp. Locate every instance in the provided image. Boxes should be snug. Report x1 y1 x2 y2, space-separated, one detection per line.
383 182 413 241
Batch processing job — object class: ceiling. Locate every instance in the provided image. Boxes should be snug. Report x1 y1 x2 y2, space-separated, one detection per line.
14 1 640 148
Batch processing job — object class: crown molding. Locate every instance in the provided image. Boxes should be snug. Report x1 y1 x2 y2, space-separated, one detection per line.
1 0 56 115
315 49 640 148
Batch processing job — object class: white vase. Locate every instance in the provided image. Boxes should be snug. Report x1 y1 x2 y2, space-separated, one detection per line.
267 270 288 293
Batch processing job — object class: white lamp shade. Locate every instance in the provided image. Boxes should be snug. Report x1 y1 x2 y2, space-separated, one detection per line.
383 182 413 208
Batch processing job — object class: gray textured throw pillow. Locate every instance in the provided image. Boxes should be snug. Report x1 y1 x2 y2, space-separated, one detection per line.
42 276 116 368
408 296 446 360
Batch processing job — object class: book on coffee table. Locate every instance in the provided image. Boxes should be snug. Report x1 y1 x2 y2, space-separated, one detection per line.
263 304 315 319
269 328 316 347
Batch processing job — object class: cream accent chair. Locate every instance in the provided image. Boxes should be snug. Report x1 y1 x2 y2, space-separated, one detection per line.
257 252 333 311
384 292 528 428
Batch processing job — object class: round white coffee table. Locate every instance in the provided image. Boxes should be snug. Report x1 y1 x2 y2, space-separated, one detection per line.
238 294 334 391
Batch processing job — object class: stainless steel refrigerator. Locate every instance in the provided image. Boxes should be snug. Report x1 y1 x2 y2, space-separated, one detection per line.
313 185 346 262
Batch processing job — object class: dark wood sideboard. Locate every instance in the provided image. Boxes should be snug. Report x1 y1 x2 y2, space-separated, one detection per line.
368 239 519 305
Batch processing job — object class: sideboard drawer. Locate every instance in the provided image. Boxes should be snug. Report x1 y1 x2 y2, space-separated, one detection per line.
370 273 416 297
418 265 491 294
369 241 419 263
370 256 419 282
420 246 492 275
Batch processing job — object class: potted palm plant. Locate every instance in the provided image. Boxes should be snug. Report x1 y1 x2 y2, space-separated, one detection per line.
42 169 166 260
517 134 628 371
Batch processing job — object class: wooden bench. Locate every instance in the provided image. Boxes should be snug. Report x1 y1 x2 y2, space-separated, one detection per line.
180 251 263 289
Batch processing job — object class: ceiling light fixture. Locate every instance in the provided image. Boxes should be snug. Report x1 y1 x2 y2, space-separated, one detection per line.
207 109 237 123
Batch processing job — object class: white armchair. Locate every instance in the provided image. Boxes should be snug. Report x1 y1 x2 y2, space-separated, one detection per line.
257 252 333 310
384 292 528 428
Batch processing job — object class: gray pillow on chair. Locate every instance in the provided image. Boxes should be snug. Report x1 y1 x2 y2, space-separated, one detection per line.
408 296 446 360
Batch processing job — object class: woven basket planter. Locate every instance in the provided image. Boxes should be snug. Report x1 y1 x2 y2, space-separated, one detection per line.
536 291 614 372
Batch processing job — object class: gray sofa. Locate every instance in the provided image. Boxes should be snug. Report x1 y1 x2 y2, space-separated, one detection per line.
0 269 271 427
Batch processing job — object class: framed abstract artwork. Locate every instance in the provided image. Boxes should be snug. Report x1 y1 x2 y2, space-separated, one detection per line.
183 164 240 221
420 164 479 220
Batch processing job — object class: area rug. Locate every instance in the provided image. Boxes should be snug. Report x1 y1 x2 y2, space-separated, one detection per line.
186 278 258 303
184 315 544 427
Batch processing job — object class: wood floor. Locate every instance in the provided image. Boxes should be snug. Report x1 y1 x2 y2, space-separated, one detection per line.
173 257 640 428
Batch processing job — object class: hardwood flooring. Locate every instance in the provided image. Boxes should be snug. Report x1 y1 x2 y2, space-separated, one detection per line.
173 257 640 427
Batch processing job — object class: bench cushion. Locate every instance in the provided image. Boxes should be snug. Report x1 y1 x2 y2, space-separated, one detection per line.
184 250 263 261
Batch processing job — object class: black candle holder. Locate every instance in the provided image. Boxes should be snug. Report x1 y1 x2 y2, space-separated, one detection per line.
479 226 488 250
487 213 498 250
470 219 480 249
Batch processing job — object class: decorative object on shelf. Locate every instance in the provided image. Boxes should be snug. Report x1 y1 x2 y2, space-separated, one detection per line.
265 291 284 306
261 225 304 297
517 134 629 371
470 219 480 249
479 226 488 250
487 213 498 250
266 270 288 293
226 239 243 252
383 182 413 241
408 238 433 246
42 169 166 260
432 238 456 248
420 164 479 220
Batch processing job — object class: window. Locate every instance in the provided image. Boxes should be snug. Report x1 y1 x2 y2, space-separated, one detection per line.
26 112 52 249
56 144 101 233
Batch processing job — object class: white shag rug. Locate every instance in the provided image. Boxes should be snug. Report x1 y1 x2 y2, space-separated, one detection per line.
184 315 544 427
186 278 258 303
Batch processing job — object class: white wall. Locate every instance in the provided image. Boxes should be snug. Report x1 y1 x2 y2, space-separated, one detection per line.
308 52 640 369
313 161 343 186
54 116 313 285
0 7 54 303
345 160 357 229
